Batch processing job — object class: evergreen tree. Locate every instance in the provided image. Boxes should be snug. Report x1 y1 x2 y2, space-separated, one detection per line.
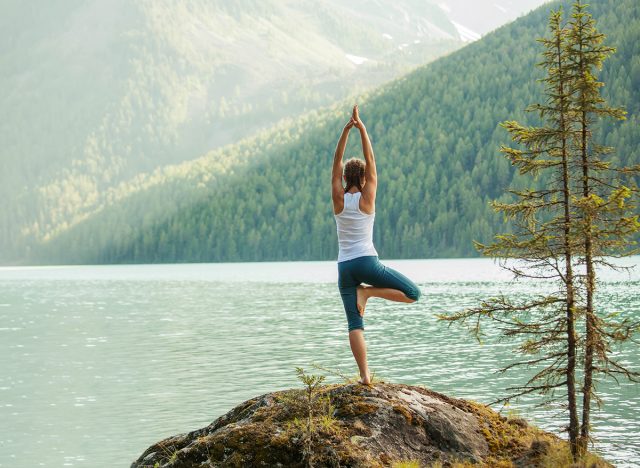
564 0 640 455
441 7 583 453
442 2 640 460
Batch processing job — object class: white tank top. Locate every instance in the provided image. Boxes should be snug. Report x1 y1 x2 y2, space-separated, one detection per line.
334 191 378 263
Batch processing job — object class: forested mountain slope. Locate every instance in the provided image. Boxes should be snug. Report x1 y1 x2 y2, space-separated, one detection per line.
26 0 640 264
4 0 501 260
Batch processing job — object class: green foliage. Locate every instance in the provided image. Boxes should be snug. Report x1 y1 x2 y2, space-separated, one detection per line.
281 367 338 467
0 0 464 263
442 0 639 460
19 0 640 264
310 361 383 384
391 460 421 468
563 1 640 457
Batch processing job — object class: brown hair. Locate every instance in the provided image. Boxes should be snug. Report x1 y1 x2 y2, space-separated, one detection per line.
343 158 365 193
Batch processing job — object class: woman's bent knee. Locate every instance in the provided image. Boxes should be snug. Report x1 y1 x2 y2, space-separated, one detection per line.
406 286 422 302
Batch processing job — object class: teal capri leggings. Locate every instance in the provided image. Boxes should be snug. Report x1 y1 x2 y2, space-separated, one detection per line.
338 255 421 332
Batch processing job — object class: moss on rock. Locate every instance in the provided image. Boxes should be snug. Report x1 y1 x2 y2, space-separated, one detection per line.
131 382 610 468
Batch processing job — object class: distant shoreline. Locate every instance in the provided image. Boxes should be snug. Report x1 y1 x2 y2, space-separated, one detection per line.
1 256 638 284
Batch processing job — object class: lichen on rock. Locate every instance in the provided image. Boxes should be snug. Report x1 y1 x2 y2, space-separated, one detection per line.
131 382 610 467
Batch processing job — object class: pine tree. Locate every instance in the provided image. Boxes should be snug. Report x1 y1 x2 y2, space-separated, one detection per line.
442 2 640 460
441 7 582 453
564 0 640 455
530 9 580 454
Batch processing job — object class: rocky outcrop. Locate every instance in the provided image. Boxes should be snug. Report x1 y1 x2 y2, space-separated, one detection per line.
131 382 605 467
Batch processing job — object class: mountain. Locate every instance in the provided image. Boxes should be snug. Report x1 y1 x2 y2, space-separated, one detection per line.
10 0 640 264
0 0 552 262
436 0 554 39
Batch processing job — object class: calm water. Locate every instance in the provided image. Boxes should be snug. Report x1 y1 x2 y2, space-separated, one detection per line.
0 258 638 467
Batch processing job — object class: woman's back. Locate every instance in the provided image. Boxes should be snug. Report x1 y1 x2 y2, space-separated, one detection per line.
334 191 378 262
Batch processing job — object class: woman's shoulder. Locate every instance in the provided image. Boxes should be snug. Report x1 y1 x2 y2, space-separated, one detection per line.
358 191 375 215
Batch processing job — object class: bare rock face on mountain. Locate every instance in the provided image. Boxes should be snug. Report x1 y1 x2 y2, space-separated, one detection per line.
130 382 603 467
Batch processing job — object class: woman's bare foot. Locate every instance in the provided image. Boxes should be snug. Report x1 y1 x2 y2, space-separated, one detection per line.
356 286 369 317
358 370 372 385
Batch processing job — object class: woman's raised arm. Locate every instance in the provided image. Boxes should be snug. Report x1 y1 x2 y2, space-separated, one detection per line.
332 118 355 213
352 105 377 210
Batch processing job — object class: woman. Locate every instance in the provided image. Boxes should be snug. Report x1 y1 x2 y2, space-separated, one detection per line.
332 104 422 385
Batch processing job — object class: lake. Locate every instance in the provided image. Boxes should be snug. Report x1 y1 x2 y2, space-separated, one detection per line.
0 258 638 467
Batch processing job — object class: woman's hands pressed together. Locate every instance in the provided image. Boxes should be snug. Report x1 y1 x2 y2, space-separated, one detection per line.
344 118 355 132
352 104 364 129
344 104 364 132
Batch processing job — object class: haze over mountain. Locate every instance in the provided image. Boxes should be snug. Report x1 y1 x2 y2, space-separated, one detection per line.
19 0 638 265
436 0 554 39
0 0 553 262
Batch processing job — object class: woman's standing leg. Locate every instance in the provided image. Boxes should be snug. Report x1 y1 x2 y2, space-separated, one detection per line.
348 329 370 383
338 258 371 384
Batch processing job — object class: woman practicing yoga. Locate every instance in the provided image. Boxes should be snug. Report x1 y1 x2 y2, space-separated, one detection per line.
332 104 422 385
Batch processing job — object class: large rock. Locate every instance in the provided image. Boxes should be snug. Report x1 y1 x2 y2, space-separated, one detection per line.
130 382 604 467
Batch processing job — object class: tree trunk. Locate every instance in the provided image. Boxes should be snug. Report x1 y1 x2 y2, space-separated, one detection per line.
579 104 596 456
557 26 579 459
